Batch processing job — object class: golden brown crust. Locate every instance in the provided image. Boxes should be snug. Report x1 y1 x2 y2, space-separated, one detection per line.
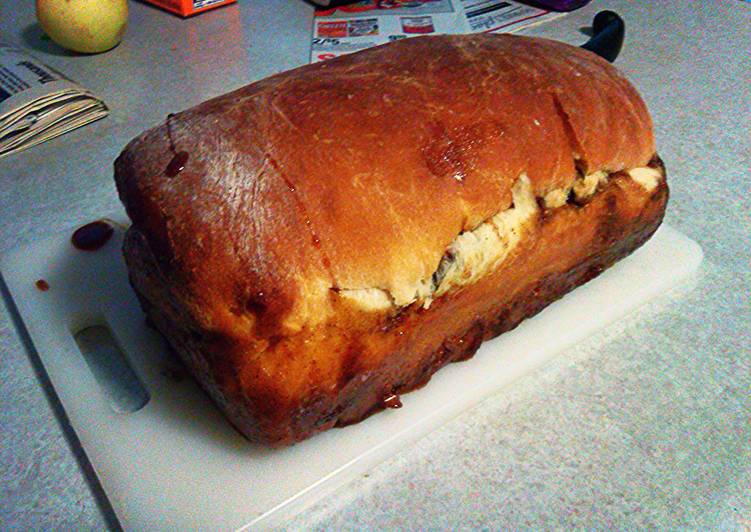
115 34 655 334
115 34 665 446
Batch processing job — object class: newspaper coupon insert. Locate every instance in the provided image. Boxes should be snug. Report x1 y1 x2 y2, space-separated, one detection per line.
311 0 566 63
0 44 108 158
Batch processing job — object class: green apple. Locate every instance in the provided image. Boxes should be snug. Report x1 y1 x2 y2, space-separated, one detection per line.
36 0 129 54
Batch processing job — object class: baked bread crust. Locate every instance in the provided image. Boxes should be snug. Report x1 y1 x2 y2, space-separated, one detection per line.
115 34 667 446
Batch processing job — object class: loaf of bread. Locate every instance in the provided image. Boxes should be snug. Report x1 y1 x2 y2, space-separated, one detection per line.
115 34 667 446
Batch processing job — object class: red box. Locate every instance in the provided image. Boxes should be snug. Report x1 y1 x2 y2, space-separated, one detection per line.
143 0 236 17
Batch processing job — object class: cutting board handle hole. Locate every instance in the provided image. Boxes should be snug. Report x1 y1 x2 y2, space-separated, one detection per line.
73 324 150 414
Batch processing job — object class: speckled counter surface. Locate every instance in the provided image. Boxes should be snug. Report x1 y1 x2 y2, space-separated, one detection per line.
0 1 748 529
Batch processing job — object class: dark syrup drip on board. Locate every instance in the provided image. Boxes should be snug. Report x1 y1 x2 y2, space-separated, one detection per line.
71 220 114 251
382 393 403 409
165 113 189 178
35 279 49 291
266 156 334 275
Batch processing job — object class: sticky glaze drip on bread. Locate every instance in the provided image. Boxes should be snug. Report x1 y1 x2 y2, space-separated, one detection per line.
115 34 668 446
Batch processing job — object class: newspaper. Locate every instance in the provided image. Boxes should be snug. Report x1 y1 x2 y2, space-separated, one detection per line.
311 0 566 63
0 44 108 158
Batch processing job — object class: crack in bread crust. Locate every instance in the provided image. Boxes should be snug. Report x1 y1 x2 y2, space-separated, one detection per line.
340 163 664 312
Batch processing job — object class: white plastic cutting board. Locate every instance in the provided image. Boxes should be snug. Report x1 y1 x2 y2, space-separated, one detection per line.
0 220 702 530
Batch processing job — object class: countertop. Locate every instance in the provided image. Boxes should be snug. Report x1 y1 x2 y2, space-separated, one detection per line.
0 1 749 529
